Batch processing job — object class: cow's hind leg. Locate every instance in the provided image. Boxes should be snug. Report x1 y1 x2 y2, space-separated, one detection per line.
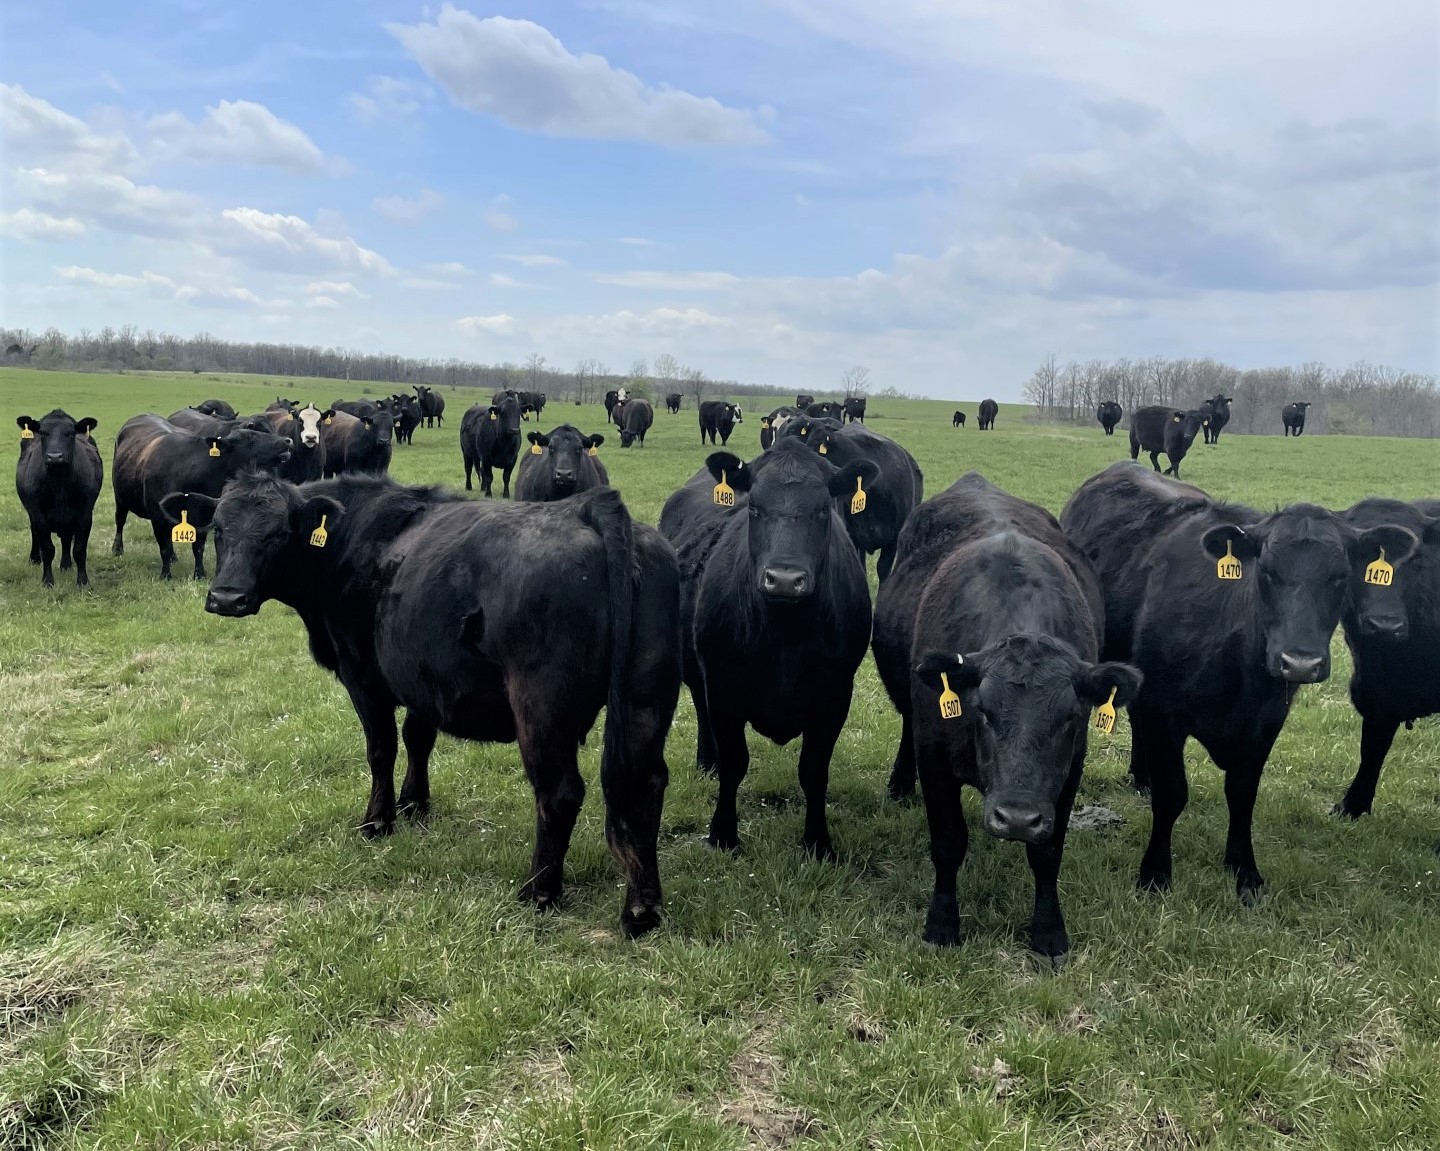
515 701 586 912
689 672 719 776
1148 450 1162 472
343 681 400 839
74 516 93 587
602 698 670 938
113 504 128 555
58 531 73 571
1335 713 1401 819
149 518 176 580
398 711 437 820
886 710 917 800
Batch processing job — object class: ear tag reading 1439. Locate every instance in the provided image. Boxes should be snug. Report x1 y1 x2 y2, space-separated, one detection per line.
1094 686 1117 734
938 672 962 720
530 443 543 455
850 476 867 514
20 427 33 440
171 510 197 545
713 469 735 507
208 442 221 458
1365 548 1393 587
309 515 329 549
1216 539 1243 581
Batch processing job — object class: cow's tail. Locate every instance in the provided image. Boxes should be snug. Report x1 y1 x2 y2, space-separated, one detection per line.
579 487 636 784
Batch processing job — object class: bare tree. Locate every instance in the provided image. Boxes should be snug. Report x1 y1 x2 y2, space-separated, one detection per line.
682 366 708 404
841 365 871 398
653 354 680 388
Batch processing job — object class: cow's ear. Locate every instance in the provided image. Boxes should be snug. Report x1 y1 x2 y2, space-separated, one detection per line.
829 458 879 498
76 417 98 435
321 409 335 421
1201 523 1261 562
914 651 983 693
294 495 344 537
158 491 218 530
206 437 224 454
587 434 605 448
705 451 751 492
527 431 542 445
361 417 373 428
16 415 36 432
1351 524 1419 569
1075 661 1143 709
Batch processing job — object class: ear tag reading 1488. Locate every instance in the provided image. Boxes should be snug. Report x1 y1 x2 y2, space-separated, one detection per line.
938 672 962 720
530 443 543 455
1094 686 1117 734
713 469 735 507
1365 549 1393 587
171 510 197 545
309 515 329 549
1216 539 1243 581
850 477 867 515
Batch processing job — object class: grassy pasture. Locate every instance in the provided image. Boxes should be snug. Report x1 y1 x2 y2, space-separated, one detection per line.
2 366 1439 1150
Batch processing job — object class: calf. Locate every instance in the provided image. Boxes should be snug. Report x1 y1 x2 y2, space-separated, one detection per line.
112 414 291 579
265 403 329 483
1129 405 1207 478
1333 497 1439 821
173 475 680 937
665 392 682 414
461 392 523 496
322 410 393 477
618 398 654 447
843 396 867 424
1061 461 1415 901
795 393 815 410
1201 394 1232 443
1096 401 1122 435
659 439 878 858
1282 401 1311 436
873 473 1140 958
515 426 609 501
699 400 742 446
193 398 237 419
759 406 801 450
779 416 922 581
15 410 102 587
977 399 998 430
952 410 966 428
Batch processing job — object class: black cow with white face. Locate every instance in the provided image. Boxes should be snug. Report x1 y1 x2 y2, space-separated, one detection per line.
874 472 1140 959
15 410 103 587
1200 394 1232 443
1129 405 1207 478
1061 461 1416 902
1282 401 1312 436
1096 401 1122 435
759 406 801 450
659 438 878 859
698 400 742 446
265 403 329 483
461 392 523 496
168 474 681 937
515 426 609 502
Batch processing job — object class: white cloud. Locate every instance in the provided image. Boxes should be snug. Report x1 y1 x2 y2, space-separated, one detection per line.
616 236 656 246
16 168 202 238
0 83 138 171
56 265 169 290
388 7 770 147
307 295 340 309
402 277 466 290
372 188 446 223
52 265 288 310
485 194 519 232
350 75 434 121
305 280 368 298
594 270 740 290
500 252 565 267
148 100 349 174
488 272 545 288
457 313 518 333
0 209 86 242
214 208 394 276
423 261 470 277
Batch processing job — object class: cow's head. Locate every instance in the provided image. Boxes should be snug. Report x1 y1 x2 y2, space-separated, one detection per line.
1342 498 1431 640
295 404 325 449
488 392 522 435
414 385 430 401
1293 401 1312 411
730 404 743 423
162 476 342 618
361 410 395 446
916 639 1141 843
528 426 602 491
1168 409 1208 449
209 427 292 473
1202 505 1414 682
18 410 97 469
706 439 877 602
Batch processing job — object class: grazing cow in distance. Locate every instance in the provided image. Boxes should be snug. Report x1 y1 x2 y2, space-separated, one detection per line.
1333 497 1439 822
659 439 878 859
112 414 291 579
413 385 446 428
322 410 393 477
872 473 1141 958
1129 405 1207 478
265 403 329 483
617 398 654 447
952 410 966 428
843 396 867 424
795 393 815 410
462 391 523 496
665 392 682 414
193 399 237 420
1282 401 1312 436
1200 394 1232 443
1061 460 1416 902
515 426 608 501
518 391 547 421
760 405 801 450
1096 401 1123 435
977 398 998 430
699 400 742 446
180 474 681 937
15 410 102 587
805 401 845 421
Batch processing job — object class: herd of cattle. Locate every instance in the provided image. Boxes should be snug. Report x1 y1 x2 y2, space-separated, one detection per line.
12 386 1437 957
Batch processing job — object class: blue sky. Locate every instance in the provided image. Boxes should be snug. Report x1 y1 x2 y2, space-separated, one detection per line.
1 0 1436 398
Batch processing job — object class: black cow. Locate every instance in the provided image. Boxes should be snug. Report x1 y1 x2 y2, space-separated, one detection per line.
872 473 1141 958
266 397 298 413
1333 497 1439 821
843 397 867 424
976 399 998 430
1200 394 1232 444
795 393 815 410
1060 461 1415 901
112 414 291 579
15 410 102 587
193 399 237 420
1096 401 1123 435
332 399 385 419
805 401 845 421
462 392 523 496
167 407 273 437
698 401 742 446
618 398 654 447
759 406 801 451
1282 401 1312 436
391 395 421 446
779 416 922 581
322 410 393 477
604 388 629 419
1129 405 1207 478
264 403 329 483
174 474 680 937
413 385 446 428
519 391 547 421
515 426 608 502
665 393 682 414
952 410 966 428
659 439 878 858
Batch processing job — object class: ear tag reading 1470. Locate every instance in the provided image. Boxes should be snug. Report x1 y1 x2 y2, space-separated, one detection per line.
171 510 197 545
938 672 962 720
1094 686 1117 734
1216 539 1243 581
309 515 329 549
713 469 735 507
20 427 33 440
850 477 867 514
530 443 543 455
1365 548 1393 587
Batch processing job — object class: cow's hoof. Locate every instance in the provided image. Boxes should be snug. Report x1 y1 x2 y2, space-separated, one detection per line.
886 777 916 802
519 879 562 911
922 918 961 947
1030 929 1070 967
705 831 741 854
804 836 837 863
1137 869 1171 894
620 899 663 939
59 558 72 571
358 817 395 840
1330 799 1367 820
1234 871 1266 906
397 797 430 822
41 574 55 589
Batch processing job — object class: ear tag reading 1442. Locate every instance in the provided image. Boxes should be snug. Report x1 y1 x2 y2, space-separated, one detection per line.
938 672 962 720
1094 686 1117 734
1365 548 1393 587
171 510 197 545
309 515 329 549
530 443 543 455
20 427 33 440
713 469 735 507
850 476 867 514
1216 539 1243 581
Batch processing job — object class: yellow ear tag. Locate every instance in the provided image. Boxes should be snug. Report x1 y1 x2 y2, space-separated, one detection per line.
208 443 221 458
938 672 962 720
309 515 329 549
324 416 332 426
20 427 33 440
760 417 770 428
850 476 867 515
171 510 197 545
1216 539 1243 581
713 469 735 507
1094 686 1117 734
1364 549 1393 587
530 443 543 455
818 442 828 455
489 412 497 421
1172 415 1181 423
587 446 598 457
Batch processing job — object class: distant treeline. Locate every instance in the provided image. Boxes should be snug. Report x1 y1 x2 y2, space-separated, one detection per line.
1024 354 1440 438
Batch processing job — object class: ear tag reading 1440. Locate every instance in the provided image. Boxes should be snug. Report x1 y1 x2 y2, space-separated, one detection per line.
1216 539 1243 581
713 469 735 507
1365 548 1393 587
309 515 329 549
938 672 962 720
1094 686 1117 734
171 510 197 545
850 476 867 515
530 443 543 455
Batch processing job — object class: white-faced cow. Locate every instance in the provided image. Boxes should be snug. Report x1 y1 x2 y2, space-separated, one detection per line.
15 410 102 587
461 392 523 496
759 406 801 450
1129 405 1208 478
171 474 681 937
1282 401 1312 436
698 401 742 446
515 426 609 501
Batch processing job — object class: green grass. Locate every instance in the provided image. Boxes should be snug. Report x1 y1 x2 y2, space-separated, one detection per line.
3 367 1439 1149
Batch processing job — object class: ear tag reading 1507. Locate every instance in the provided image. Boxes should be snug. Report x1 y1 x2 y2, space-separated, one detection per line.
938 672 962 720
530 443 543 455
1365 548 1393 587
1216 539 1243 581
171 510 197 545
850 476 867 514
309 515 329 549
713 469 735 507
1094 686 1117 734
